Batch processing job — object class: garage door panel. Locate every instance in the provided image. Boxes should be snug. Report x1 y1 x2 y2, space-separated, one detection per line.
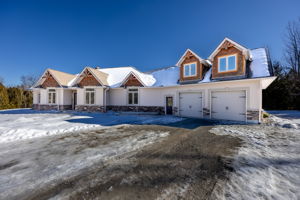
211 90 246 121
179 92 203 118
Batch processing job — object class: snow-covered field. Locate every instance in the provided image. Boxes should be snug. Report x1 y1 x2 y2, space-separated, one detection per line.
0 109 184 144
211 111 300 200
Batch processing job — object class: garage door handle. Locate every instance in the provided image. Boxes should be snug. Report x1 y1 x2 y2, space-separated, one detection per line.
211 111 217 113
198 111 202 112
239 113 246 115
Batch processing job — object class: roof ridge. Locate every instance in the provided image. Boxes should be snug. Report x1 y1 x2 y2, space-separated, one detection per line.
48 68 75 76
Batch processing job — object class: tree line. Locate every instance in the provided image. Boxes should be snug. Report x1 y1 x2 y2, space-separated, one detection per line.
0 75 37 110
263 18 300 110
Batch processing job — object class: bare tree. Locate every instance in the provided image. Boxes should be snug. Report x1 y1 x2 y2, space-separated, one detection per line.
20 75 38 89
284 18 300 77
0 76 4 85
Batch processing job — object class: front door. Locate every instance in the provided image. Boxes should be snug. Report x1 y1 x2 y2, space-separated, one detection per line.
73 92 77 110
166 97 173 115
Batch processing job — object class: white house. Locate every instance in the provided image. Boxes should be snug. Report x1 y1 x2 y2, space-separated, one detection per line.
32 38 276 123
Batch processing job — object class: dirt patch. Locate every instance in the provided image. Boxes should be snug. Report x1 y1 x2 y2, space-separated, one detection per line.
30 125 241 200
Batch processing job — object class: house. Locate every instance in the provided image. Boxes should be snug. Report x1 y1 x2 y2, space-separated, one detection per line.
32 38 276 123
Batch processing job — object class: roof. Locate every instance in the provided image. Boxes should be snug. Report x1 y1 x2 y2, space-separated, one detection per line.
249 48 270 78
86 67 109 86
208 37 251 60
176 49 210 66
98 66 156 87
47 69 76 87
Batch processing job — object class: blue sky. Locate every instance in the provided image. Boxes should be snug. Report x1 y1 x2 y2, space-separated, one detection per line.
0 0 299 85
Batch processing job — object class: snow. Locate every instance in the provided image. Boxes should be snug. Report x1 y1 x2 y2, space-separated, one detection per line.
250 48 270 78
0 125 170 199
211 125 300 200
67 74 80 86
199 67 212 83
151 66 180 87
267 110 300 126
0 109 184 144
98 66 156 87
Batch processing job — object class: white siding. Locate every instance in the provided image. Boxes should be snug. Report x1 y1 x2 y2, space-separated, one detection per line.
76 87 104 106
108 88 127 106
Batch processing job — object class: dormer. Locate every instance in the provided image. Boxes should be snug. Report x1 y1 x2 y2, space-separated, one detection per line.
120 72 144 87
176 49 210 84
209 38 251 80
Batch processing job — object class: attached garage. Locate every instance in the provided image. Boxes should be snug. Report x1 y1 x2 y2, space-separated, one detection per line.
179 92 203 118
211 90 246 121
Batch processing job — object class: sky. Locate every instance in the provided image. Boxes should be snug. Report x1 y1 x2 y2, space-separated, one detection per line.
0 0 299 86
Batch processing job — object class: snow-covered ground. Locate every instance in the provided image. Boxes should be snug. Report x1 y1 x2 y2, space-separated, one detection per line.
0 109 184 144
267 110 300 129
211 124 300 199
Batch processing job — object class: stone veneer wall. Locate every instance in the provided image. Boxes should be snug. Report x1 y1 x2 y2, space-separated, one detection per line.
247 110 260 121
107 106 165 114
32 104 72 110
75 105 105 112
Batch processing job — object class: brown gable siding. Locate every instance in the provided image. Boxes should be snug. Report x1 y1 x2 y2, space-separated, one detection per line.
78 70 102 87
41 73 60 88
180 51 203 82
212 43 246 79
121 74 143 87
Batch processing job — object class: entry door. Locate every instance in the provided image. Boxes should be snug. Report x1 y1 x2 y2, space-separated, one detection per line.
211 90 246 121
166 97 173 115
179 92 203 118
73 92 77 110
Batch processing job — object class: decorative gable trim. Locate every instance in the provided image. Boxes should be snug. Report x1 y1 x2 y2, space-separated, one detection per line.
73 67 105 87
176 49 209 66
33 69 63 88
120 72 145 87
208 37 251 60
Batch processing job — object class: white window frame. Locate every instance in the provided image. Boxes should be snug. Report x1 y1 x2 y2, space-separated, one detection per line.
85 88 95 105
218 54 237 72
48 89 56 104
127 88 139 105
38 93 41 104
183 62 197 77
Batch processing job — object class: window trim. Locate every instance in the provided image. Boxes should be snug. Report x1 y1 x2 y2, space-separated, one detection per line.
127 87 139 105
48 89 56 104
218 54 238 73
183 62 197 77
85 88 95 105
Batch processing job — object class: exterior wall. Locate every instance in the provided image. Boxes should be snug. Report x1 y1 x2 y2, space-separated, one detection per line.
180 51 203 82
108 88 127 106
212 44 246 79
76 87 104 106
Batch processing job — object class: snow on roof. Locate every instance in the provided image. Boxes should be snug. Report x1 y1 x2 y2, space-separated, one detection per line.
150 66 179 87
199 67 212 83
249 48 270 78
98 66 156 87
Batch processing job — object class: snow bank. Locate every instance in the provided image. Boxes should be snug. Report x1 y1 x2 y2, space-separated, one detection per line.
211 125 300 200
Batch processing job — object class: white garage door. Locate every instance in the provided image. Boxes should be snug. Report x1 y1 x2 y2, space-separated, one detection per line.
179 92 203 118
211 90 246 121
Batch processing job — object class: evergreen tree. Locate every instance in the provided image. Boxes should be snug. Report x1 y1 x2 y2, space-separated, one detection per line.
0 83 9 110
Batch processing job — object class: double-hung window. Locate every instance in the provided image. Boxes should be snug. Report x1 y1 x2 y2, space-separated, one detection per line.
183 63 196 77
128 88 138 105
218 55 237 72
48 89 56 104
85 88 95 105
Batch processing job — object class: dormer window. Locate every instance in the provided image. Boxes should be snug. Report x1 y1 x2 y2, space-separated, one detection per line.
183 63 196 77
218 55 237 72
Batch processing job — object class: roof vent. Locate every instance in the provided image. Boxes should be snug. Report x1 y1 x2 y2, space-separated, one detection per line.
94 66 101 69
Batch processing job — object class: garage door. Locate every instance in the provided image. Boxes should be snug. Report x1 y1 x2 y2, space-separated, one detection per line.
179 92 203 118
211 90 246 121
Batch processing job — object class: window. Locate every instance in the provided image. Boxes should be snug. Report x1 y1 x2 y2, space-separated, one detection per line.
218 55 237 72
128 88 138 105
183 63 196 77
85 88 95 105
48 89 56 104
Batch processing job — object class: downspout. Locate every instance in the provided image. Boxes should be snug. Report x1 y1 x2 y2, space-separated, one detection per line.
57 88 60 111
103 87 110 112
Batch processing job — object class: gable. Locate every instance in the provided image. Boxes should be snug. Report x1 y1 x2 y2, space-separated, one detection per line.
41 72 60 88
121 74 144 87
78 69 102 87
